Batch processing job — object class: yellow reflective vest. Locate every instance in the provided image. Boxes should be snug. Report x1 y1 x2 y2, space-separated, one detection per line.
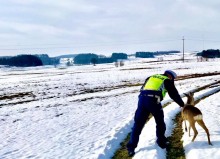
143 74 169 97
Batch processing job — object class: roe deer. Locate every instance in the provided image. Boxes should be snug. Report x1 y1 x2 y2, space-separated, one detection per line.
182 92 212 145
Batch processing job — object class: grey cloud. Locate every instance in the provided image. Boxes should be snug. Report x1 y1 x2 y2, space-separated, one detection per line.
0 0 220 56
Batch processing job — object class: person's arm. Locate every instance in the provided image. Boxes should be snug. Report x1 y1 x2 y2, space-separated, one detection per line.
164 79 184 107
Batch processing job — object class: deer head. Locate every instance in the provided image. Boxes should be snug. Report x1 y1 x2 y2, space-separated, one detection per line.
184 92 195 106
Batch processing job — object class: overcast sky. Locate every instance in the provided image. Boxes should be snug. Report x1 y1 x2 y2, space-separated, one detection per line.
1 0 220 57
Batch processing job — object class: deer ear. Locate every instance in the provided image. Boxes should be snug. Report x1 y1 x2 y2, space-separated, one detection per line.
189 92 194 96
183 93 188 96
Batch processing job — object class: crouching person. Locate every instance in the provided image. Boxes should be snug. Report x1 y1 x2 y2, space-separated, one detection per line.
127 70 184 157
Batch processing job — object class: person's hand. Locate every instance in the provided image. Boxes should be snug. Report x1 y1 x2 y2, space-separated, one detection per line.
180 105 184 110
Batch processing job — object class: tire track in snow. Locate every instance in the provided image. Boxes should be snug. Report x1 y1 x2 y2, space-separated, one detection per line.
1 72 220 108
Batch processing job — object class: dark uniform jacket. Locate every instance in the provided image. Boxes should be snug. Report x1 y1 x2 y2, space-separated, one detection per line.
141 74 184 107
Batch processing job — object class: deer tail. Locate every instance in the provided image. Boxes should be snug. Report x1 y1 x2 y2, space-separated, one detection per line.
194 114 203 120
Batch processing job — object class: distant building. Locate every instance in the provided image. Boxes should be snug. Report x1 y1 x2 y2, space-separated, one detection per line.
60 58 74 66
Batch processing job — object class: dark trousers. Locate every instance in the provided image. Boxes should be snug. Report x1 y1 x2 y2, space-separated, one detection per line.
127 94 166 151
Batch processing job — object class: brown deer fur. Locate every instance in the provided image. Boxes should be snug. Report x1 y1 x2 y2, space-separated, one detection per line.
182 92 212 145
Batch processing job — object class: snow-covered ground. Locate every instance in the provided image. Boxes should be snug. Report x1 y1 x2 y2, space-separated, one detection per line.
0 53 220 159
133 88 220 159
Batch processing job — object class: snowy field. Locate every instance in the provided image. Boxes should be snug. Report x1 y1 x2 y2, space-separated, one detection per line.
0 53 220 159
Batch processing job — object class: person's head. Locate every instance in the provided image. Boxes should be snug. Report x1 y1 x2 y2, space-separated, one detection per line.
164 70 177 80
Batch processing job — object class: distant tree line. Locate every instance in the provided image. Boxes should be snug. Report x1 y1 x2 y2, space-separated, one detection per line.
74 53 128 65
74 53 98 65
35 54 60 65
0 54 59 67
153 50 180 55
198 49 220 58
0 55 43 67
0 50 182 67
135 52 155 58
73 51 182 65
135 51 180 58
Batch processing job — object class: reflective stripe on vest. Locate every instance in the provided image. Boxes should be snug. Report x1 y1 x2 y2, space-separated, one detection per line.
143 74 169 97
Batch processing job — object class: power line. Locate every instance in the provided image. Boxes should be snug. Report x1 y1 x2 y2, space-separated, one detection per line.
186 38 220 43
0 39 180 51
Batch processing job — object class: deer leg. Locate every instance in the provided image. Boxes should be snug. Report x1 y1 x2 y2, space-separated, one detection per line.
188 124 191 137
190 121 198 142
184 120 188 132
187 120 191 137
182 111 187 132
197 120 212 145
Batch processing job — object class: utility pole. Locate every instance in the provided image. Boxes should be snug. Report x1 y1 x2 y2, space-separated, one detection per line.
182 36 185 62
202 34 205 50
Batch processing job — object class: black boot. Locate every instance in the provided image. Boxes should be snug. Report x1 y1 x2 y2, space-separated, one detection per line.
127 142 135 157
128 150 135 157
156 138 169 149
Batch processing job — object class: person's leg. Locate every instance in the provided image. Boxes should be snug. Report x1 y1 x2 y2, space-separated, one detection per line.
127 97 150 153
150 103 167 148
